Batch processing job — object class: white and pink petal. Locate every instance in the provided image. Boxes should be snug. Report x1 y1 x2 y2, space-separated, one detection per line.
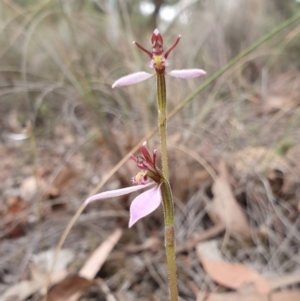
129 184 161 227
168 69 206 79
85 182 155 205
112 72 154 88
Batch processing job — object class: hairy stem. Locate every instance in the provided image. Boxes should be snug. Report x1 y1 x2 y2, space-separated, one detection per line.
161 180 178 301
157 73 178 301
157 73 169 179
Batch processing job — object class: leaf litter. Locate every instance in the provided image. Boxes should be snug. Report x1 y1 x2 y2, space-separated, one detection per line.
207 160 252 241
196 240 270 294
2 96 300 301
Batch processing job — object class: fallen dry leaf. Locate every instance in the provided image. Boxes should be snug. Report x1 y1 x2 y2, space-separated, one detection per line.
282 144 300 194
20 166 78 202
271 290 300 300
266 273 300 290
20 169 48 201
79 228 123 279
253 70 300 115
47 275 95 301
199 260 270 294
32 249 75 273
54 228 123 301
263 95 296 113
197 290 300 301
196 241 270 294
6 110 23 132
228 147 289 179
207 160 251 240
0 196 29 238
0 264 67 301
20 176 38 201
47 166 78 198
41 228 121 301
0 280 42 301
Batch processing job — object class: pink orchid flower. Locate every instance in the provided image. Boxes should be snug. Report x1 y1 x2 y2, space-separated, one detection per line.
112 29 206 88
85 142 163 228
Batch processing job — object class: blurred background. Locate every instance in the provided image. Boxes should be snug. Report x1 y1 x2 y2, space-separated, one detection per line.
1 0 300 300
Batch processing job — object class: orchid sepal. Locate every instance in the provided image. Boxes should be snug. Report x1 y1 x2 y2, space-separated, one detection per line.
168 69 206 79
84 182 155 205
112 72 154 88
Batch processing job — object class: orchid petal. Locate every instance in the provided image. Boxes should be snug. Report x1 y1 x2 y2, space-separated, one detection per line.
164 35 181 59
168 69 206 79
112 72 154 88
85 182 155 205
140 141 153 166
129 184 161 227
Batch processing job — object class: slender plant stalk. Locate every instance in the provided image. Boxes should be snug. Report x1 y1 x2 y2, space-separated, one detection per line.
161 180 178 301
157 73 178 301
157 74 169 178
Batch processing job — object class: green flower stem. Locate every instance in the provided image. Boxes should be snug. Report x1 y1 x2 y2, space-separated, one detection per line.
157 73 178 301
157 73 169 179
161 180 178 301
